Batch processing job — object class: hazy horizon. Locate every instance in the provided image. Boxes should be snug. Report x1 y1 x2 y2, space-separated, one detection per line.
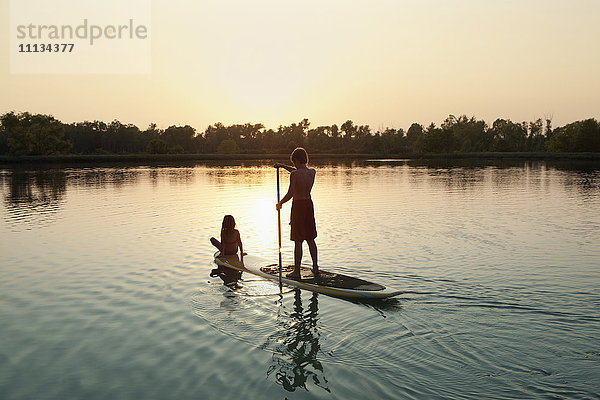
2 0 599 133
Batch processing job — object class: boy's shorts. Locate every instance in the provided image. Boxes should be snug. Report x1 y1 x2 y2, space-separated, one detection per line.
290 199 317 241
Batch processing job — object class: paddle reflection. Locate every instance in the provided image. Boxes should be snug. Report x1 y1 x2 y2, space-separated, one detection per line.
265 289 330 394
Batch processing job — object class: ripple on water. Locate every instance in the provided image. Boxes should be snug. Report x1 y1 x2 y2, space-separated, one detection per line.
191 275 413 371
190 278 289 347
2 163 600 400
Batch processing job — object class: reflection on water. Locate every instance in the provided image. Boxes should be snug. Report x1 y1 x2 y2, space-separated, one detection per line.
264 290 329 394
1 159 599 400
2 169 67 229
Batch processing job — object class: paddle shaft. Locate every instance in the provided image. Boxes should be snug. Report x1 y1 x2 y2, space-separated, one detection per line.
276 166 283 291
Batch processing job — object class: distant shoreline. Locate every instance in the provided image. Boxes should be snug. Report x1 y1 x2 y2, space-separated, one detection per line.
1 152 600 166
1 152 600 165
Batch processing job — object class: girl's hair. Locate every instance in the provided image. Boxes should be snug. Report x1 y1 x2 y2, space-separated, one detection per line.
291 147 308 164
221 215 236 232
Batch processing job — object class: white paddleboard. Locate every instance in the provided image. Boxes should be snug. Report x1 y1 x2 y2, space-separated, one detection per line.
213 252 402 299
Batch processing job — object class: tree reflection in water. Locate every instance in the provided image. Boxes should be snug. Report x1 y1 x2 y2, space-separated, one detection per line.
2 169 67 228
264 289 330 394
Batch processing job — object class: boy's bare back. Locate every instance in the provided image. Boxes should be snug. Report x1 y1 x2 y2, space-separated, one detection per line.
290 167 315 200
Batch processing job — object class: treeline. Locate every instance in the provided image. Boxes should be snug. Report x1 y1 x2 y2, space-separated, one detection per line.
1 111 599 156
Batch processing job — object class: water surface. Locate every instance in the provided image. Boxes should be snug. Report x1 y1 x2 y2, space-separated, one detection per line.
1 159 599 399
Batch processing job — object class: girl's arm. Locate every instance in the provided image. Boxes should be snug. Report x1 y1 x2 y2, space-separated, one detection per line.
237 231 244 262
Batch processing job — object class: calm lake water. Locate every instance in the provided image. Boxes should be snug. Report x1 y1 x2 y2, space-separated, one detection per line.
1 159 599 400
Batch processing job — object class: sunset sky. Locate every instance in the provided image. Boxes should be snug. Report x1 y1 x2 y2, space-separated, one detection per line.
2 0 599 132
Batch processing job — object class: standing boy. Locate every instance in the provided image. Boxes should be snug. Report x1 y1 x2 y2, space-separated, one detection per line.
275 147 319 278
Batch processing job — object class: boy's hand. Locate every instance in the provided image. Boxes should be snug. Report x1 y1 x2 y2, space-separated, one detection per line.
276 202 282 210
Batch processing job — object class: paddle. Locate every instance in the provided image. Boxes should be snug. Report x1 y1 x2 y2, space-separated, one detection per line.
276 165 283 292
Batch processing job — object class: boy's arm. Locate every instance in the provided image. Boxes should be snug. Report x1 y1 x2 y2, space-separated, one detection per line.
274 163 296 173
277 171 296 209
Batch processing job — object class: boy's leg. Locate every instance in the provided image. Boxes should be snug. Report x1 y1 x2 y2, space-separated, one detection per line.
307 239 319 274
285 240 303 278
294 241 303 274
286 241 302 278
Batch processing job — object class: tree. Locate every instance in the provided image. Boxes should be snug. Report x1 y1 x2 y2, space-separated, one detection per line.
441 115 487 152
2 111 599 156
237 123 265 151
490 119 528 152
414 123 454 153
574 119 600 152
406 123 424 152
331 124 339 138
376 128 407 154
162 125 197 153
2 112 71 155
217 139 238 154
0 116 11 155
544 118 553 140
340 120 356 139
147 139 168 154
547 119 600 152
527 119 546 152
277 119 309 151
306 126 331 151
64 120 107 154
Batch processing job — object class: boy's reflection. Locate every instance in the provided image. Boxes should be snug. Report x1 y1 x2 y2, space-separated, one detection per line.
265 290 330 394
